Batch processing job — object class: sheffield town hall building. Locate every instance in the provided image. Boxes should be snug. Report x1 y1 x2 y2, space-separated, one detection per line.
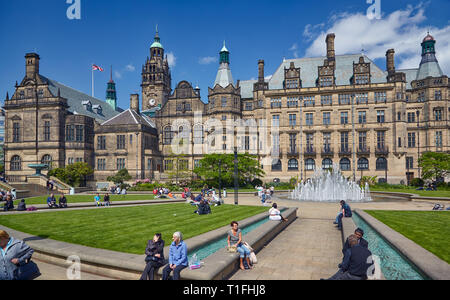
2 29 448 185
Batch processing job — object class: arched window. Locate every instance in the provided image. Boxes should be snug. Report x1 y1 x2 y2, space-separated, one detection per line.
340 158 351 171
163 126 174 145
288 159 298 171
305 158 315 171
322 158 333 170
272 159 282 171
376 157 387 170
193 124 204 144
10 155 21 171
358 158 369 170
41 154 52 167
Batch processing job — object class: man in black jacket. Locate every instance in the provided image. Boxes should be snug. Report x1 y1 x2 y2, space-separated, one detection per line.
342 228 368 255
326 234 374 280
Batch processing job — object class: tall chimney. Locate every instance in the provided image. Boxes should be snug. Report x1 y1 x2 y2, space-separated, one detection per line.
25 53 40 79
326 33 336 63
130 94 140 113
258 60 265 82
386 49 395 73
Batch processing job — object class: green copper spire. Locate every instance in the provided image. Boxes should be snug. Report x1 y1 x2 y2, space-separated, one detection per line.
151 25 164 49
106 66 117 111
219 41 230 64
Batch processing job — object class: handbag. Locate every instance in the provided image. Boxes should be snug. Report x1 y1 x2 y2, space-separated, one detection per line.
227 246 237 253
16 260 41 280
145 255 161 263
243 242 257 264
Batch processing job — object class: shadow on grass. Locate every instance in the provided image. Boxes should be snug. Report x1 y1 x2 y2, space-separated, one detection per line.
23 235 50 242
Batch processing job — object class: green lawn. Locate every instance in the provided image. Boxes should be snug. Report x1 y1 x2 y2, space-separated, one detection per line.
0 203 267 254
17 194 156 205
370 187 450 198
365 210 450 264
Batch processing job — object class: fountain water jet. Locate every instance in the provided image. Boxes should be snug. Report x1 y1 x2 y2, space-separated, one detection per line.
290 164 372 202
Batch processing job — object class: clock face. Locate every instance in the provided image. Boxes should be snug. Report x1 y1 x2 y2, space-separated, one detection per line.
149 99 156 106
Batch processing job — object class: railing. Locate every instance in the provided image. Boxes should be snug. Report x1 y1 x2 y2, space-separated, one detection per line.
339 147 352 156
357 146 370 155
304 146 316 156
321 146 334 156
287 149 299 156
375 146 389 155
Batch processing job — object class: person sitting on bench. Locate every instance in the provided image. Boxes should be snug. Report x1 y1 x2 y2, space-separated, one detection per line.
59 194 68 208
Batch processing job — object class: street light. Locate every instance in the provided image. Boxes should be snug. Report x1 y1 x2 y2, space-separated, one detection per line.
135 132 140 180
416 110 421 179
234 147 239 205
218 159 222 203
351 94 356 182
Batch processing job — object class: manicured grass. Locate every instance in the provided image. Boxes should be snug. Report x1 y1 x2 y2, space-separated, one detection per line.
365 210 450 264
17 194 156 205
0 203 267 254
370 187 450 198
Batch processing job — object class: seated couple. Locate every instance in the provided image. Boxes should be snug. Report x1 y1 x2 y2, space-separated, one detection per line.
140 232 188 281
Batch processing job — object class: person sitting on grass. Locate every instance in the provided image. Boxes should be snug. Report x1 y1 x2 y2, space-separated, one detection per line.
194 199 211 215
325 234 373 280
334 200 352 230
342 228 368 255
140 233 165 281
3 195 14 211
162 232 188 280
47 194 58 209
228 221 252 271
17 199 27 212
103 193 111 207
58 194 68 209
94 193 101 207
269 203 288 222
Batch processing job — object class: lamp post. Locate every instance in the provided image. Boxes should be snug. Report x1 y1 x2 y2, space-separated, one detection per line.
351 94 356 182
135 132 140 180
234 147 239 205
299 96 303 181
416 110 421 179
218 159 222 203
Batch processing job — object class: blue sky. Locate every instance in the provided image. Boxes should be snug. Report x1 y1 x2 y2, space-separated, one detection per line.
1 0 449 108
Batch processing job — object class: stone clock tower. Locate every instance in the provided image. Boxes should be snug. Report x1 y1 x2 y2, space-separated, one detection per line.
141 27 172 112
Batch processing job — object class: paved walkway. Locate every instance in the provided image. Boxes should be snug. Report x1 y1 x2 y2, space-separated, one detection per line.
33 259 114 280
227 193 434 280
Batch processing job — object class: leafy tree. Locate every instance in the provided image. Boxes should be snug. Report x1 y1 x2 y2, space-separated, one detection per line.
107 168 132 185
419 152 450 181
165 152 192 186
65 162 94 187
194 153 264 187
47 163 93 187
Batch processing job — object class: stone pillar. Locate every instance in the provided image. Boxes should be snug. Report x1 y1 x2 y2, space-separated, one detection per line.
258 60 265 82
130 94 140 113
386 49 395 73
326 33 335 63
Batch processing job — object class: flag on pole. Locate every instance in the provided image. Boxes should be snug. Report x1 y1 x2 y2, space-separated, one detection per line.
92 64 104 72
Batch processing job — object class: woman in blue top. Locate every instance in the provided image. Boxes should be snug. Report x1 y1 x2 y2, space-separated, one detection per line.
162 231 188 280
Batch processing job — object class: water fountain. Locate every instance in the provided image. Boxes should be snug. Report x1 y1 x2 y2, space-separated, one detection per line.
290 164 372 202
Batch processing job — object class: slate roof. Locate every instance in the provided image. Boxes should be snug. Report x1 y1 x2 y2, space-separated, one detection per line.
397 68 419 89
240 54 390 99
101 109 156 128
214 63 234 88
39 75 123 122
416 60 443 81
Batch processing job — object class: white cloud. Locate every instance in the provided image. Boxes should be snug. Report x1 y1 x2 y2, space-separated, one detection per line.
166 52 176 68
302 3 450 74
114 70 122 79
199 56 218 65
289 43 299 58
125 64 136 72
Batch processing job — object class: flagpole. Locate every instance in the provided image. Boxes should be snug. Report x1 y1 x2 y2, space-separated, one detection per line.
91 64 94 98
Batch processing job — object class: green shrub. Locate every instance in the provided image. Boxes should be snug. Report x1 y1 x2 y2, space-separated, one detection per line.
410 178 424 187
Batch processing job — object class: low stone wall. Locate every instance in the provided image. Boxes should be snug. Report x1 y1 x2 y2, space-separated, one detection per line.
355 209 450 280
0 207 297 280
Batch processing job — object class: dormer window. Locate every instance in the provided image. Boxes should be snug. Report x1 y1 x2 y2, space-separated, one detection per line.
319 77 333 87
37 89 44 98
93 104 102 115
353 57 371 85
19 91 25 99
284 62 301 89
82 100 92 111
